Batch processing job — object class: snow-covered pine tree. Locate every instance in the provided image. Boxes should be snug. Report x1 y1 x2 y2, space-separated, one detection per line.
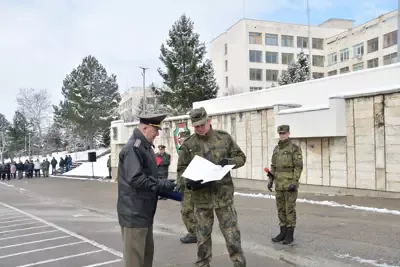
0 113 10 161
7 111 31 158
53 55 121 149
278 51 310 86
154 14 218 113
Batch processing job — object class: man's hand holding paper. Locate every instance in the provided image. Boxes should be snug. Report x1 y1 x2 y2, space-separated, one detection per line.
181 155 235 184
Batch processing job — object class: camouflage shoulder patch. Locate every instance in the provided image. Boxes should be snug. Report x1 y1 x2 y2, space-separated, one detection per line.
134 139 141 148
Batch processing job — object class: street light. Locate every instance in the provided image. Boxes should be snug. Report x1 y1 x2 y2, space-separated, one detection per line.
139 66 148 115
307 0 313 80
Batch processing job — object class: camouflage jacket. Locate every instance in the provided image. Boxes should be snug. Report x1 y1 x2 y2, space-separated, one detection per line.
270 139 303 191
177 127 246 209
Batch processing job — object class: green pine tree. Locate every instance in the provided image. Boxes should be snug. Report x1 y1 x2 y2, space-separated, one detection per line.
7 111 31 158
53 55 121 148
0 113 10 161
278 51 310 86
154 14 218 113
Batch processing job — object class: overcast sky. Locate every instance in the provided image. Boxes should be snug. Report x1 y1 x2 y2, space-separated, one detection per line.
0 0 397 121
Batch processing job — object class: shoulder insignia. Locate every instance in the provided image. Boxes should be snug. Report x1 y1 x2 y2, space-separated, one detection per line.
134 139 141 148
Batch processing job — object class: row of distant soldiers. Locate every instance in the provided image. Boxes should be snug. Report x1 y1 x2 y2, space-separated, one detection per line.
0 155 74 180
0 159 51 180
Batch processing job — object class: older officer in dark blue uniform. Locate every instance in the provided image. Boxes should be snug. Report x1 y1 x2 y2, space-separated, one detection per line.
117 113 176 267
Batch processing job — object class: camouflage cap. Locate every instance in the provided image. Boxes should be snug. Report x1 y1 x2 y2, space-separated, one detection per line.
277 125 290 133
189 107 208 127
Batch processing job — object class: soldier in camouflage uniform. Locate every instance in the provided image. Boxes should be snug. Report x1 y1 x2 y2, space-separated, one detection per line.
177 131 197 244
269 125 303 245
177 107 247 267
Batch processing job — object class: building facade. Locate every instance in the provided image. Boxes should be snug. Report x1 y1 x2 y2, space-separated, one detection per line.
211 10 398 97
117 87 156 122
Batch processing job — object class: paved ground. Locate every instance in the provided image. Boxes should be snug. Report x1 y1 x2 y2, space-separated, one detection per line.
0 177 399 267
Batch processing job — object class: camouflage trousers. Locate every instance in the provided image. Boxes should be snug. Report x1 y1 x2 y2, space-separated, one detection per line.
275 190 298 228
194 205 246 267
181 191 197 235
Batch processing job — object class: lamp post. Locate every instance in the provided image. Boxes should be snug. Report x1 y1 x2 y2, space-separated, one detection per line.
139 66 148 115
307 0 312 79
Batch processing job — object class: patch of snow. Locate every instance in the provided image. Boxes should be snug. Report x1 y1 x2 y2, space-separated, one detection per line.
335 253 399 267
234 192 400 216
63 154 110 177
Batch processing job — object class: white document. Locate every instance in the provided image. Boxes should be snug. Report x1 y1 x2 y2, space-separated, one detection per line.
181 155 235 183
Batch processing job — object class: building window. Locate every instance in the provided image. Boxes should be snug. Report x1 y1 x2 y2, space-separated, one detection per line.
312 72 324 79
312 55 324 67
327 70 337 76
340 67 350 74
353 42 364 58
367 58 379 68
265 51 278 64
224 43 227 55
297 36 308 48
383 31 397 48
266 69 279 81
249 32 262 44
250 87 262 92
367 37 379 53
225 77 228 88
353 62 364 71
312 38 324 50
328 53 337 65
249 68 262 81
282 53 294 65
383 52 397 65
340 48 349 62
249 50 262 63
281 35 294 47
265 34 278 46
225 60 228 71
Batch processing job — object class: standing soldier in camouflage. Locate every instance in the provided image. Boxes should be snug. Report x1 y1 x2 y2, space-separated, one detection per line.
177 130 197 244
269 125 303 245
177 107 247 267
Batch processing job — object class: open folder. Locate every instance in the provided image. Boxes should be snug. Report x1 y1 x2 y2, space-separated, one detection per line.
181 155 235 183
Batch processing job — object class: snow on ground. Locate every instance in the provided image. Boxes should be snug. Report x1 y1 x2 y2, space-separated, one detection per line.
63 153 110 178
3 147 109 169
234 192 400 216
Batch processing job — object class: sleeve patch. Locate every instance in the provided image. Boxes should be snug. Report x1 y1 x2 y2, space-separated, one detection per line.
134 139 141 148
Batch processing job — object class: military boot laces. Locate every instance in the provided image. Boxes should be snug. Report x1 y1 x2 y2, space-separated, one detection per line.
272 226 287 242
180 233 197 244
282 227 294 245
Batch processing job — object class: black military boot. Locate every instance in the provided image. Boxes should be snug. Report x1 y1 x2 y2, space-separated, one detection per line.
180 233 197 244
282 227 294 245
272 226 287 242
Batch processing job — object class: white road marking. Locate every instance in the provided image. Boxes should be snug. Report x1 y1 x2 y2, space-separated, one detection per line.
0 241 85 259
0 201 123 258
82 259 123 267
0 225 48 234
0 221 38 229
0 215 25 222
0 218 31 224
16 249 104 267
0 235 71 249
0 230 59 241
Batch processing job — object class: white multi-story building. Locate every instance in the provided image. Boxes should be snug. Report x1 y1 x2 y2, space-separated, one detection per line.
118 87 156 122
210 10 398 96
